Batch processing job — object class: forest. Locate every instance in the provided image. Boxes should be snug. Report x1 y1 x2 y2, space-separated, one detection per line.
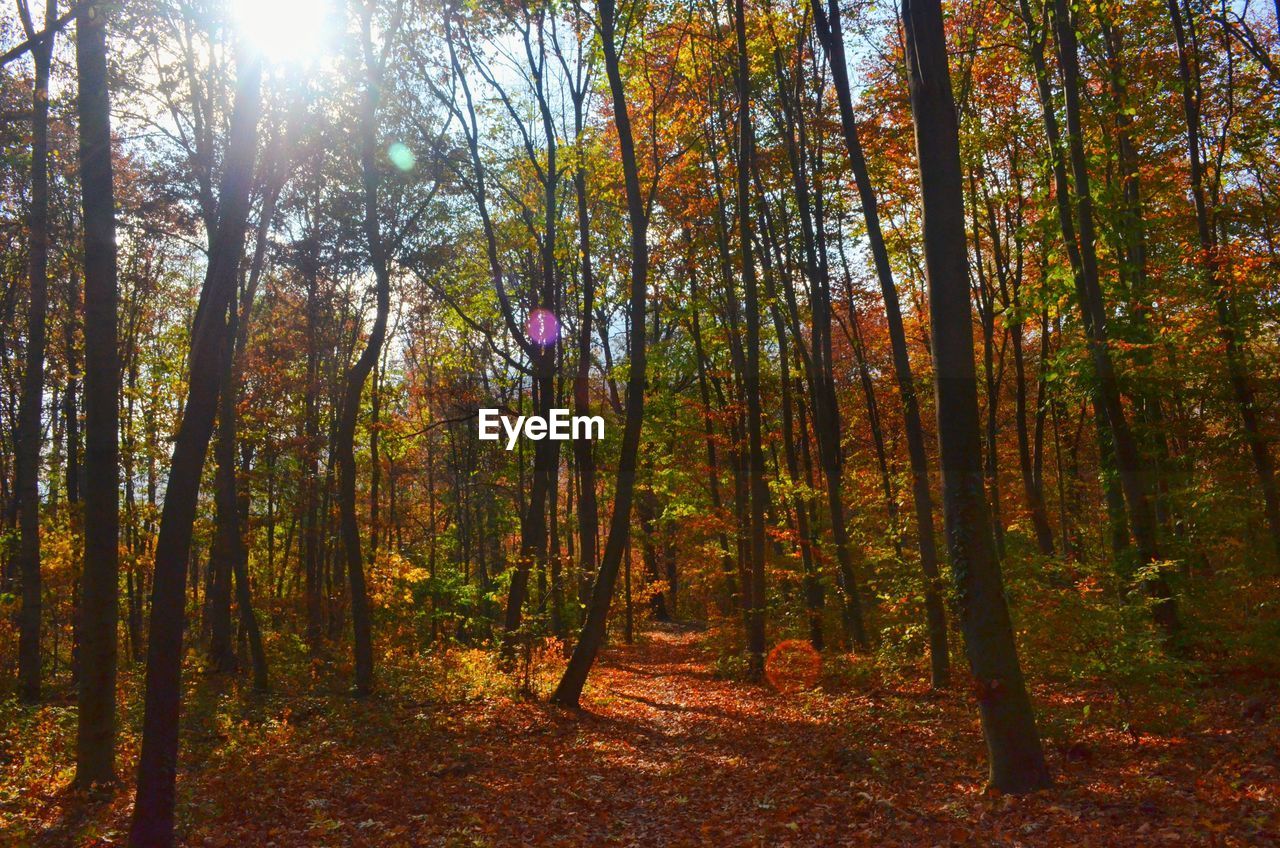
0 0 1278 844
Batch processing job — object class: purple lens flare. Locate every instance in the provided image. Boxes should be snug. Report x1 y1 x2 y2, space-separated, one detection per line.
527 308 560 346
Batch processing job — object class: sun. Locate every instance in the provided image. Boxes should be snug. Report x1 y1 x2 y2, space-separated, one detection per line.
229 0 333 65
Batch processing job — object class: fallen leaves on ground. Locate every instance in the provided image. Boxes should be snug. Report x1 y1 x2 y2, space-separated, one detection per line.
6 625 1278 846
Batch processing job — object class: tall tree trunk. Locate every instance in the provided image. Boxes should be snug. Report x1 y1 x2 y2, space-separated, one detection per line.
337 4 391 697
223 188 275 692
973 241 1007 557
812 0 946 680
768 283 824 651
548 435 565 638
207 317 238 672
64 271 83 686
689 277 738 613
572 154 599 613
369 352 384 562
1050 0 1178 635
207 175 272 676
551 0 649 707
14 0 57 704
75 0 120 788
1167 0 1280 567
1018 0 1179 636
769 49 869 653
128 56 263 848
230 457 267 691
733 0 768 679
563 53 594 618
209 271 269 689
303 260 322 652
1011 319 1055 555
901 0 1050 793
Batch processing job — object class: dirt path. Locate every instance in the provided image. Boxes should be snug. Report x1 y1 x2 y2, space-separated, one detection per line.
22 625 1279 846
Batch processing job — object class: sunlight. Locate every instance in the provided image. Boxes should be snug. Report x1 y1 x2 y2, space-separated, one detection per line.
229 0 332 65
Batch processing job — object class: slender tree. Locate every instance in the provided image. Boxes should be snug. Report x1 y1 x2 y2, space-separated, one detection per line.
336 0 392 697
551 0 649 707
1167 0 1280 566
812 0 947 680
733 0 769 679
128 54 264 848
14 0 57 704
1026 0 1179 637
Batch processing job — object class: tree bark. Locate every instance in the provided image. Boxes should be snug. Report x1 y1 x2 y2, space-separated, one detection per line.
75 0 120 788
128 56 263 848
1167 0 1280 567
731 0 769 679
551 0 649 707
336 3 391 697
901 0 1050 793
14 0 57 704
812 0 946 679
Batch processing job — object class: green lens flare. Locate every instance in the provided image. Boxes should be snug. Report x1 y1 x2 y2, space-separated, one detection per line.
388 142 416 172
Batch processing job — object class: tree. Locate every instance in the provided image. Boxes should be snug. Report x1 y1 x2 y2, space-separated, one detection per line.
336 0 393 698
1018 0 1179 637
551 0 650 707
128 53 264 848
812 0 946 680
74 0 121 788
900 0 1051 793
1166 0 1280 568
13 0 57 704
733 0 768 678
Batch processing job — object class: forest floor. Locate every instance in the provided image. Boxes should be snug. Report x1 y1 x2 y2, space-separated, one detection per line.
6 623 1280 847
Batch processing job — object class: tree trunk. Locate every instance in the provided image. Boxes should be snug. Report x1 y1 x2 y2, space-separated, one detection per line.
1051 0 1178 635
689 277 738 614
1012 321 1055 555
207 316 238 672
230 482 267 692
64 271 82 687
812 0 946 680
733 0 769 680
337 4 391 696
303 260 322 652
208 173 274 680
1020 0 1179 636
572 157 600 613
15 0 56 704
551 0 649 707
768 284 824 651
901 0 1050 793
75 0 120 788
1167 0 1280 567
128 56 263 848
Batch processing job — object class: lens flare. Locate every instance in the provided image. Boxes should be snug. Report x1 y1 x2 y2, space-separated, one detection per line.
527 308 559 347
765 639 822 694
388 142 416 172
